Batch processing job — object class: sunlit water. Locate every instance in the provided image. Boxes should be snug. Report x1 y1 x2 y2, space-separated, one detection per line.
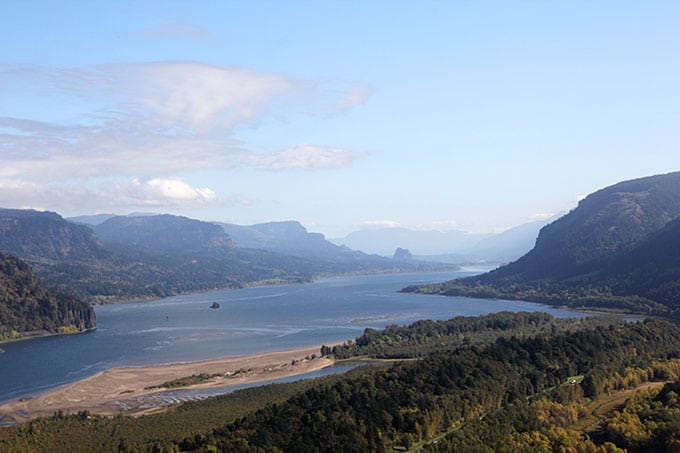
0 270 584 403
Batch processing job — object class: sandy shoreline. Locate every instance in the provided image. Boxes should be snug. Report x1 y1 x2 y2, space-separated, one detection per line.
0 344 336 424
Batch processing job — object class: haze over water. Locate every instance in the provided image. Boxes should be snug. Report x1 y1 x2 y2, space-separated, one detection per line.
0 270 584 403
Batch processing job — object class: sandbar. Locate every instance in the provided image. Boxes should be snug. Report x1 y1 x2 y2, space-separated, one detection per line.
0 344 336 424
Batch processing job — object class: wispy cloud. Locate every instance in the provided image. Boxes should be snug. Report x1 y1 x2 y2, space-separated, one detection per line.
138 20 214 40
133 62 295 131
361 220 403 229
326 83 373 114
528 212 555 222
0 61 371 212
356 220 469 232
421 220 461 231
0 116 238 180
247 145 367 171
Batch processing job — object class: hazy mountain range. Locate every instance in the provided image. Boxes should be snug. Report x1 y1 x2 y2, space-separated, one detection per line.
6 170 680 340
216 221 359 261
71 211 549 265
332 219 551 263
0 209 450 305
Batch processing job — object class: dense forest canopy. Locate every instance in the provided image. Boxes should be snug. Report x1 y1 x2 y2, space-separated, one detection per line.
4 314 680 452
0 253 95 341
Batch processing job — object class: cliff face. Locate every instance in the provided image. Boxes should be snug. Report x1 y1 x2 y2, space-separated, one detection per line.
0 253 95 339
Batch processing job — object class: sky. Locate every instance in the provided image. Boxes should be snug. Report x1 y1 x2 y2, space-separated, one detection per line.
1 1 679 238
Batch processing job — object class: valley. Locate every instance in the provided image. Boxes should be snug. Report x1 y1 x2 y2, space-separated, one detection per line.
3 172 680 452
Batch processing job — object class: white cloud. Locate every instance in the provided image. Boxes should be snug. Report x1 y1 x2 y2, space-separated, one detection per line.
125 178 216 203
0 62 369 175
0 178 236 214
361 220 403 229
248 145 368 171
134 62 294 131
0 61 371 213
0 116 238 180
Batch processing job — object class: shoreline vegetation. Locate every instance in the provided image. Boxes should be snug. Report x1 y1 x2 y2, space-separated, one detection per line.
0 344 338 424
0 312 629 426
3 314 680 451
0 326 96 346
89 267 463 306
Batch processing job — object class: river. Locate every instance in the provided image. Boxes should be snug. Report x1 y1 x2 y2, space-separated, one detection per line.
0 270 584 403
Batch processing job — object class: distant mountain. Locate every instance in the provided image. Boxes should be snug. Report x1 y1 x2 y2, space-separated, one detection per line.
393 248 413 261
332 228 486 256
217 220 458 274
0 209 451 303
0 209 312 302
333 220 548 263
67 213 118 226
413 221 547 264
219 221 336 253
0 208 108 261
406 171 680 316
93 215 235 256
464 219 550 263
217 221 363 260
0 253 95 341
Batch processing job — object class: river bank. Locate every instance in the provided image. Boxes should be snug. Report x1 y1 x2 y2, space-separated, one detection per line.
0 344 335 424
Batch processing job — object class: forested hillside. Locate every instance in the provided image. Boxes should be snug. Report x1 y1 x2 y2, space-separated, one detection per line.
5 314 679 452
0 254 95 341
0 209 449 303
183 319 680 452
330 311 619 359
0 209 107 261
406 172 680 316
504 171 680 280
0 313 680 452
92 215 235 256
0 209 308 302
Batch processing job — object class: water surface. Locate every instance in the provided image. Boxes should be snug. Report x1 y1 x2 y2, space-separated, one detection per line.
0 270 583 403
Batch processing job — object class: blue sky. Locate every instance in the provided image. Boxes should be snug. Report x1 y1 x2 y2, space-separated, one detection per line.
1 1 679 237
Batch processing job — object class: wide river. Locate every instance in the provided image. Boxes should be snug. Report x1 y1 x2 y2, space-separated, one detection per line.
0 270 584 403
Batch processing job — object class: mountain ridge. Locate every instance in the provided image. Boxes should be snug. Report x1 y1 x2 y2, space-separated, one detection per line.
93 215 235 256
0 209 451 304
218 221 344 255
405 171 680 316
0 208 108 261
